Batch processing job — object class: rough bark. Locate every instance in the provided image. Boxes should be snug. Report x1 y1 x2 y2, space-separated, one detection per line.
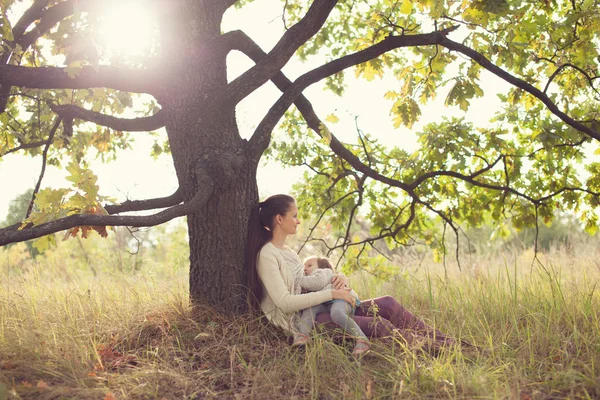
187 175 258 313
156 0 259 313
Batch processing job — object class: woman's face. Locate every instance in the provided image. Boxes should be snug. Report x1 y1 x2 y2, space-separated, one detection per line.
276 202 300 235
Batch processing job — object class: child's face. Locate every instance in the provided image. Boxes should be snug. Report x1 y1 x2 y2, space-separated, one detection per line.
303 257 319 275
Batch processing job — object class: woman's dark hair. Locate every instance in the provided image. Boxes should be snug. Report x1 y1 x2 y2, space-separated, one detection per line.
245 194 296 311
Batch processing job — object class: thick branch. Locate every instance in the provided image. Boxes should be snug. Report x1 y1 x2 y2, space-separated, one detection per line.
1 1 93 112
49 104 165 131
240 27 598 211
10 1 51 43
224 0 338 106
0 65 158 94
438 37 600 141
249 27 457 156
19 1 92 50
224 0 239 8
0 187 209 246
103 189 182 214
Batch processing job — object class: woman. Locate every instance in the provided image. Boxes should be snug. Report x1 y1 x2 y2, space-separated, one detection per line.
246 194 458 352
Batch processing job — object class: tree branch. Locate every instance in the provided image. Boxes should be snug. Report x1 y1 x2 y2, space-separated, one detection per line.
223 0 240 9
438 37 600 141
0 65 158 94
238 26 600 217
248 27 458 156
335 175 366 265
407 155 504 190
9 1 51 44
0 187 208 246
19 0 93 50
0 0 94 112
297 189 359 253
49 104 165 131
26 117 62 218
320 200 418 255
539 58 600 98
103 189 182 214
224 0 338 107
0 140 49 157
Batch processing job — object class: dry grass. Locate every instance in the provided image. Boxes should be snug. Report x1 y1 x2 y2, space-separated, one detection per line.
1 243 600 399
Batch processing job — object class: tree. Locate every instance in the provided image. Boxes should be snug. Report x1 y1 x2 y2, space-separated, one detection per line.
2 188 41 257
3 189 33 228
0 0 599 313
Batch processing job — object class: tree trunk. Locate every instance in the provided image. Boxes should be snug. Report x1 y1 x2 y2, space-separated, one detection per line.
156 1 260 314
188 174 258 314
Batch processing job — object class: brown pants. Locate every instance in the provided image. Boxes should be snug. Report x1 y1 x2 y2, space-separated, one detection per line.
314 295 456 347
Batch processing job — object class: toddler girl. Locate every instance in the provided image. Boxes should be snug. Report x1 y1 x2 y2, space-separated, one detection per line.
293 256 370 356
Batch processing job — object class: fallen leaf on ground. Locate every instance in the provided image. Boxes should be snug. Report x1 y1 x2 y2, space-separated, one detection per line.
37 380 49 389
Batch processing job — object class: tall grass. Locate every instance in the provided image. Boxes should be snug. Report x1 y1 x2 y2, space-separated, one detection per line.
1 239 600 399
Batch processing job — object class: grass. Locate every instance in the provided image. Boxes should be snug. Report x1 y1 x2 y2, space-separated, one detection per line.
1 243 600 399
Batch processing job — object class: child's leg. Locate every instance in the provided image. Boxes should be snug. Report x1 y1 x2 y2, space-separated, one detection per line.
297 304 327 336
329 300 368 340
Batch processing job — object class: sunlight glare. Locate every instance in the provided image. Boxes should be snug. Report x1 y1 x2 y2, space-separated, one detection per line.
95 1 156 56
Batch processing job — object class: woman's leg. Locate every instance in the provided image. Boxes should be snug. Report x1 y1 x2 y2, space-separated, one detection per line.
355 296 455 345
315 310 395 339
328 300 368 340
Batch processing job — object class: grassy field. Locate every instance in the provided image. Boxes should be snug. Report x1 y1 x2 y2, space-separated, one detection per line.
1 240 600 399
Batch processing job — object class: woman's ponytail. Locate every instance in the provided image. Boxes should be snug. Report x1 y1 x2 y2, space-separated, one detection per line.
245 194 295 311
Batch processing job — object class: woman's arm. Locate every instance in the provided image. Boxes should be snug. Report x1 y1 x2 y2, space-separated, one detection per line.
298 269 333 292
257 249 332 313
331 273 348 290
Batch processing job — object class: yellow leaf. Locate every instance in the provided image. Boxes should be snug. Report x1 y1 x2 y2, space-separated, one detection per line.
384 90 398 100
319 123 332 144
523 93 536 111
400 0 413 14
325 113 339 124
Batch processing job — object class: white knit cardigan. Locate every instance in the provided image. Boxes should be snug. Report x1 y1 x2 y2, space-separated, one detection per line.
257 242 332 332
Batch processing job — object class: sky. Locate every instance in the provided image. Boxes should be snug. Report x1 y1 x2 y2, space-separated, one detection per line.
0 0 509 221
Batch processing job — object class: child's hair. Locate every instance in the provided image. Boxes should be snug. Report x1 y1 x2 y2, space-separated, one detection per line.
308 256 333 270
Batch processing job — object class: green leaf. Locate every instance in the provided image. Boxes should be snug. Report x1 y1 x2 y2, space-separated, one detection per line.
391 98 421 128
65 61 83 79
444 78 482 111
399 0 413 14
32 234 56 253
319 122 332 144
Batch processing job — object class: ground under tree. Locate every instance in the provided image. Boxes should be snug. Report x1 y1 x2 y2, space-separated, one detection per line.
0 0 599 313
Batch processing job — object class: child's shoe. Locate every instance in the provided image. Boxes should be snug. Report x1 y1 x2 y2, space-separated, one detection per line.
292 333 309 346
352 338 370 356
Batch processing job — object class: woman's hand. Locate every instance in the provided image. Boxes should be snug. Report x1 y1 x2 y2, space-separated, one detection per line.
331 288 355 307
331 274 348 290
